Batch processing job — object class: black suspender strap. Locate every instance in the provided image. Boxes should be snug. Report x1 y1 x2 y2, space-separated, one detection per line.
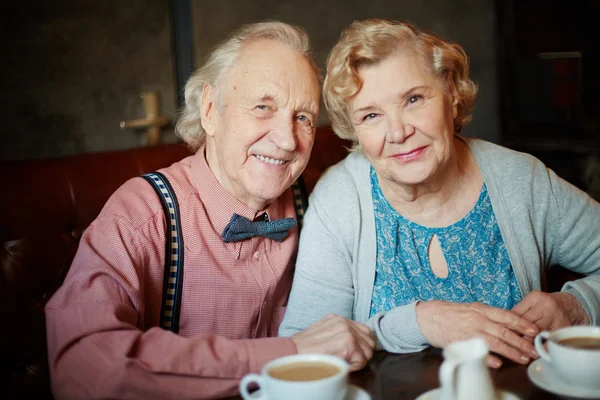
291 175 309 231
142 172 308 334
141 172 185 334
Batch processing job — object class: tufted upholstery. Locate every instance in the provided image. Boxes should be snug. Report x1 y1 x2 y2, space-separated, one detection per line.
0 127 351 400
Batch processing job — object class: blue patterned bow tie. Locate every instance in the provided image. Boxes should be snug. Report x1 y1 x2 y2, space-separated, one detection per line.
221 213 297 243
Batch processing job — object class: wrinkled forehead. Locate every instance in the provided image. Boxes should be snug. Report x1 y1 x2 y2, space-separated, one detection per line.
223 39 320 111
352 49 441 96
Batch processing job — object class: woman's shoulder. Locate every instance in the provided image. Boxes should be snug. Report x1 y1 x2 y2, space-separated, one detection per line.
310 152 371 208
465 137 549 181
314 152 370 187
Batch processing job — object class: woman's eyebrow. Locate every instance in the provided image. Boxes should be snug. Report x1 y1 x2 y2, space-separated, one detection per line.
352 104 377 118
352 85 430 117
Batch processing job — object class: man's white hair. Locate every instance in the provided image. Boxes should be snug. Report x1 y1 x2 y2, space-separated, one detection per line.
175 21 318 151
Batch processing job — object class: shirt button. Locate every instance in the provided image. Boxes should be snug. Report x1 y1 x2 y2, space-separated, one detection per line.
254 251 260 259
262 301 267 309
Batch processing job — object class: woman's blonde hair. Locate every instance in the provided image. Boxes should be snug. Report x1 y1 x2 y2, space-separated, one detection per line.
324 19 478 145
176 21 318 151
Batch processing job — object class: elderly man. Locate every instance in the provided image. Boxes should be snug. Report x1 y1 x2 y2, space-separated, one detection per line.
45 21 374 399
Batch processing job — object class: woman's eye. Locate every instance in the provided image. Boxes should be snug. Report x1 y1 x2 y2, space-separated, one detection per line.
407 95 423 104
363 113 378 121
255 104 270 111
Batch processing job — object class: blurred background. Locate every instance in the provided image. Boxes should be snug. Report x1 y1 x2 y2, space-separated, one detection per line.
1 0 599 199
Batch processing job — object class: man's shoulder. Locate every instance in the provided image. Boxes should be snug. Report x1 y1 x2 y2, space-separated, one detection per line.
99 157 196 229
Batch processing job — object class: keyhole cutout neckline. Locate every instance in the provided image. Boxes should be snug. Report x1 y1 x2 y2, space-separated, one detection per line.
428 234 449 279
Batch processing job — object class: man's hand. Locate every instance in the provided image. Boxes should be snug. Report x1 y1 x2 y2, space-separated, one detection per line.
416 300 539 368
512 290 590 331
291 314 375 371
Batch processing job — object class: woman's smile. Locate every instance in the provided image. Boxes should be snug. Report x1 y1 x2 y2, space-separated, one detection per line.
390 145 428 163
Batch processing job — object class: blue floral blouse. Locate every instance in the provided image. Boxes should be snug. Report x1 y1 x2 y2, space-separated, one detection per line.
369 167 523 318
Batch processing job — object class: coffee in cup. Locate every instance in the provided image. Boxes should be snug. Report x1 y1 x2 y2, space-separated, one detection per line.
534 326 600 390
556 336 600 350
239 354 349 400
268 360 341 381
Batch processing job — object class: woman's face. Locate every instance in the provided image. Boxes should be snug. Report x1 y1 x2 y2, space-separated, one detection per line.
349 51 458 190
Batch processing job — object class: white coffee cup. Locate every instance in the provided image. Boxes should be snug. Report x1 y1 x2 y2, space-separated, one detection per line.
239 354 349 400
534 325 600 390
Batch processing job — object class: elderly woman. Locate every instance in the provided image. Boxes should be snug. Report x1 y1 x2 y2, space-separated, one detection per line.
280 19 600 368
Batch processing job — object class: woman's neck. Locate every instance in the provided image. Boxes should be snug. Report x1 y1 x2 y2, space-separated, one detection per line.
379 138 482 227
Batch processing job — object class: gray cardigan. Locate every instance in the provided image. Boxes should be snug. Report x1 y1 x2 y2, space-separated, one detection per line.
279 138 600 353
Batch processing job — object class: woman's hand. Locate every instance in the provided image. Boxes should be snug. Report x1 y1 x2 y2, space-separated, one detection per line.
416 300 539 368
291 314 375 371
512 290 590 331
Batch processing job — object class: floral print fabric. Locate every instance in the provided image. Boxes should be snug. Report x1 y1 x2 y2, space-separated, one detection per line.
369 167 523 317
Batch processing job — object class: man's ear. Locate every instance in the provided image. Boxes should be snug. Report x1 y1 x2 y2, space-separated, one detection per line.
200 84 217 137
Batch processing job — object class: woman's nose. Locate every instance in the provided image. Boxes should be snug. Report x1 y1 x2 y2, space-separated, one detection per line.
386 117 415 143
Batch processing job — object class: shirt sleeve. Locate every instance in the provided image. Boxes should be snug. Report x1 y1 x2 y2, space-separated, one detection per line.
45 215 296 400
279 170 428 353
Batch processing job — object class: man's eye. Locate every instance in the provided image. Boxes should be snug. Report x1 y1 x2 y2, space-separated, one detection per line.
255 105 270 111
297 115 313 125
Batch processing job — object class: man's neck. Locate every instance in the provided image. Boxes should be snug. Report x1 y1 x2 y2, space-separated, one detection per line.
203 142 269 212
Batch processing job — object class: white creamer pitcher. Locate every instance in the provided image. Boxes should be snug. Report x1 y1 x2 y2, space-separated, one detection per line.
439 337 498 400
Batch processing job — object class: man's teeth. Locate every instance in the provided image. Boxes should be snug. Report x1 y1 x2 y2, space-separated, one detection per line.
255 155 285 165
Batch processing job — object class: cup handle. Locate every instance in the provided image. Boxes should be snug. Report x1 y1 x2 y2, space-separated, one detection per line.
534 331 552 362
239 374 266 400
439 359 458 400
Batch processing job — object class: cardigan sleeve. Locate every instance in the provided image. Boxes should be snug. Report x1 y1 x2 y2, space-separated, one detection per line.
279 160 428 353
548 169 600 324
468 138 600 325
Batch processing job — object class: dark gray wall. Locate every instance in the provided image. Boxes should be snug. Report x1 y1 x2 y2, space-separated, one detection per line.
1 1 500 161
1 1 177 162
192 0 500 142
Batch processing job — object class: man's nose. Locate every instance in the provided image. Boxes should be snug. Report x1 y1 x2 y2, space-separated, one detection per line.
269 117 297 152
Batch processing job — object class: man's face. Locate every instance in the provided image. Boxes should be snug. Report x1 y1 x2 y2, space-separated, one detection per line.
203 39 320 211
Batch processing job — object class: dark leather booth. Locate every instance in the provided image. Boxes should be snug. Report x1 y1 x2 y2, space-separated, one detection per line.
0 127 577 399
0 127 350 399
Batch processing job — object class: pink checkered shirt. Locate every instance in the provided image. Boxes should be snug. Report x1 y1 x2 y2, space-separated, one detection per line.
46 147 298 399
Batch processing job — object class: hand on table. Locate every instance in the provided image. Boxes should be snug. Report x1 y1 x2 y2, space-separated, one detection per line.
416 300 539 369
291 314 375 372
512 290 589 331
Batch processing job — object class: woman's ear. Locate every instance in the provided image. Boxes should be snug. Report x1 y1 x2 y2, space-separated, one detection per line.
447 83 459 120
200 84 216 137
451 95 459 119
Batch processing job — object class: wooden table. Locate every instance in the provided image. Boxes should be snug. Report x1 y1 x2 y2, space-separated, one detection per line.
348 348 557 399
230 349 561 399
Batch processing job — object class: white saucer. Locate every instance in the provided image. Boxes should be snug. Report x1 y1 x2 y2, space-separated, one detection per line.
414 388 519 400
528 358 600 399
249 384 370 399
346 385 371 400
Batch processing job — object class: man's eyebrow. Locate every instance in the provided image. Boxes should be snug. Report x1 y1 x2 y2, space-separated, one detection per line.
253 93 317 116
257 95 276 103
351 85 429 117
298 105 319 117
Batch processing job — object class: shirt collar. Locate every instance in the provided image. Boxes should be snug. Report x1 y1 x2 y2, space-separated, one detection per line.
190 145 286 257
